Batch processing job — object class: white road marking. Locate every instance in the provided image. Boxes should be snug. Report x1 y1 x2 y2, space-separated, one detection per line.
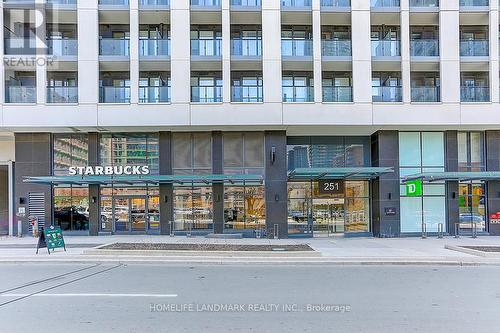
1 293 177 298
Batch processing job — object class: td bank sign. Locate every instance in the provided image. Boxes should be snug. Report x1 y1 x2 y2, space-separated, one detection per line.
405 179 423 197
68 165 150 176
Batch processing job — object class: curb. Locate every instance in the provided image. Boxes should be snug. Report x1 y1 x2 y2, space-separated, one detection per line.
444 245 500 258
82 248 322 257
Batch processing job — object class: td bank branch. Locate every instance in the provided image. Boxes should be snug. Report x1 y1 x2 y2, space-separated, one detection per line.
6 130 500 238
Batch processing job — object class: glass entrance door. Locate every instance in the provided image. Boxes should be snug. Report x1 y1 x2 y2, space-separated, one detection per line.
459 182 486 234
130 197 147 232
113 197 147 233
312 198 345 236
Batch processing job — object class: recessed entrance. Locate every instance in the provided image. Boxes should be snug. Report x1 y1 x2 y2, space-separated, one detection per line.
312 198 345 235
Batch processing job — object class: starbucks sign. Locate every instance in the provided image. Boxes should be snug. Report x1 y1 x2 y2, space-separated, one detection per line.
68 165 150 176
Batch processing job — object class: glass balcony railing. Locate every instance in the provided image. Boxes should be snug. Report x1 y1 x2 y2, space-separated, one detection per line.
321 40 351 57
99 39 130 56
411 87 440 102
47 39 78 56
410 40 439 56
191 0 221 6
410 0 438 7
139 86 170 103
282 86 314 102
191 86 223 103
282 0 312 7
460 0 488 6
371 0 400 7
99 87 131 103
191 39 222 56
47 87 78 103
372 86 402 102
231 38 262 56
322 86 352 102
99 0 130 5
5 86 36 103
231 0 261 6
461 86 490 102
47 0 77 5
139 0 170 5
140 39 170 56
282 39 313 57
460 40 489 56
371 40 400 56
4 38 36 55
321 0 351 7
232 86 263 102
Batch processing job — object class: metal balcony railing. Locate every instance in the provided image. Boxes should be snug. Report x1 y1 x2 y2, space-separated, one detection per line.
99 0 130 5
372 86 402 102
5 86 36 103
99 86 131 103
231 38 262 56
47 39 78 56
191 86 223 103
232 86 263 102
47 0 77 4
282 86 314 102
282 39 313 57
411 87 440 102
460 40 489 56
461 86 490 102
140 39 170 56
410 39 439 56
139 86 171 103
4 38 36 55
372 40 400 56
321 0 351 7
191 39 222 56
322 86 353 102
321 40 351 57
99 39 130 56
47 87 78 103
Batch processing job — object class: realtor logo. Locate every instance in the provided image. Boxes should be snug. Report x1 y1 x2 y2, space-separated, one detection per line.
405 179 423 197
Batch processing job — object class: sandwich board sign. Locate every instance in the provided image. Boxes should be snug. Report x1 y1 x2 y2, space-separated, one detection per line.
406 179 423 197
36 226 66 254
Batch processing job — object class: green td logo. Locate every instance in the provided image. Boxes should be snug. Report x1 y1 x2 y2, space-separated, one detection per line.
406 179 423 197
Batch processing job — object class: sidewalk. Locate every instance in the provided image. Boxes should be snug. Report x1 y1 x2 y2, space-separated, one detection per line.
2 234 500 265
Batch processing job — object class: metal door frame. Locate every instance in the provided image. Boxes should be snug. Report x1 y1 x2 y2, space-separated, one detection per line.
112 195 148 233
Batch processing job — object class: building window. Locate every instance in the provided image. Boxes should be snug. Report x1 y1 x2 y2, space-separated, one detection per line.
172 132 212 175
399 132 445 233
224 186 265 230
223 132 265 175
53 134 88 176
53 186 89 231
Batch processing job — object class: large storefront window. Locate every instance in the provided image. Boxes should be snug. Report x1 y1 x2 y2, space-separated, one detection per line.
224 186 265 230
53 134 88 176
399 132 446 233
53 186 89 231
173 186 213 231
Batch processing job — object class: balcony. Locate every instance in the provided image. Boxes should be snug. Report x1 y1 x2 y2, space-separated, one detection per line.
231 38 262 57
140 39 170 57
4 38 36 55
411 87 440 102
371 0 400 7
139 0 169 6
232 85 263 102
46 0 77 5
191 0 221 8
191 39 222 56
282 40 313 57
282 86 314 102
191 86 223 103
372 86 402 102
99 87 131 103
5 86 36 103
99 0 130 5
321 0 351 7
231 0 261 7
409 0 438 7
47 39 78 57
321 40 351 57
371 40 400 57
460 40 489 56
410 40 439 57
461 86 489 102
322 86 352 102
139 86 170 103
459 0 488 6
282 0 312 8
99 39 130 56
47 87 78 103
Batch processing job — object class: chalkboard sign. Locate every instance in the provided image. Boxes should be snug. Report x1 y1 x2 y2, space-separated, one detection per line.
318 179 345 196
37 226 66 254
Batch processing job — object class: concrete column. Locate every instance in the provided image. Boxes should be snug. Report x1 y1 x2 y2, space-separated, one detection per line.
159 131 173 235
130 0 139 104
312 0 322 103
78 0 99 104
400 0 411 103
486 131 500 235
35 0 46 104
222 0 231 103
351 0 372 103
262 0 282 104
170 0 191 105
212 131 224 234
439 0 460 104
0 1 5 104
489 0 499 103
265 131 287 238
371 131 401 237
88 132 100 236
445 131 459 235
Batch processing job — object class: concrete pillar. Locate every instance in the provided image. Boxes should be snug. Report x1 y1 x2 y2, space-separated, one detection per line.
78 0 99 104
170 0 191 105
486 131 500 235
212 131 224 234
265 131 287 238
439 0 460 104
222 0 231 103
262 0 282 104
130 0 139 104
371 131 400 237
88 132 100 236
312 0 322 103
445 131 459 235
351 0 372 103
35 0 46 104
0 1 5 104
159 131 173 235
489 0 499 103
400 0 411 103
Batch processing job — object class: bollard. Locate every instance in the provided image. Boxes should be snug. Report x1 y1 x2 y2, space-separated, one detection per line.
454 223 460 238
437 223 444 239
186 220 192 238
273 224 279 239
17 220 22 238
169 221 174 237
471 222 477 239
421 222 427 239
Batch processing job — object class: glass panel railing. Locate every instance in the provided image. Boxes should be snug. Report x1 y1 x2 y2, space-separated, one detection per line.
191 39 222 56
409 0 438 7
47 0 77 4
411 87 440 102
322 86 353 102
139 86 170 103
5 86 36 103
282 86 314 102
372 86 402 102
461 86 490 102
282 0 312 7
371 40 400 56
47 87 78 103
47 39 78 56
321 0 351 7
231 0 261 6
99 0 130 5
231 39 262 56
4 38 36 55
460 40 489 56
371 0 400 7
410 39 439 56
99 87 131 103
191 86 223 102
281 39 313 57
139 39 170 56
321 40 351 56
459 0 488 6
191 0 222 6
232 86 263 102
99 39 130 56
139 0 170 5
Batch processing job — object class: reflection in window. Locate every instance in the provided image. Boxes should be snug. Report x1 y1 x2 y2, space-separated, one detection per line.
224 186 265 230
174 186 213 231
53 186 89 231
53 134 88 176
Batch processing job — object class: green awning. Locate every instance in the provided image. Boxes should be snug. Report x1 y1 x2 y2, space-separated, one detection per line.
23 174 264 186
288 167 394 180
403 171 500 183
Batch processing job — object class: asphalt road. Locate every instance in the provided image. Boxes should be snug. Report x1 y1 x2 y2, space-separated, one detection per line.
0 263 499 333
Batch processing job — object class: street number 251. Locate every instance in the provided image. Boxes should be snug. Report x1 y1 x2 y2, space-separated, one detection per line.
324 182 339 191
